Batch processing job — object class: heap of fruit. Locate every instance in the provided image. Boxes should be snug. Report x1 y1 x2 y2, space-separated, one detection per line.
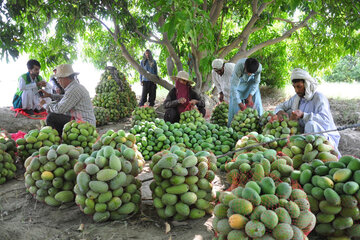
230 108 260 138
210 102 229 126
92 66 137 122
24 144 82 206
259 110 274 127
92 129 145 175
179 109 205 124
213 179 315 240
282 135 339 169
93 106 110 127
62 120 98 154
295 155 360 239
149 145 217 220
131 118 238 161
131 106 157 126
225 150 295 187
0 141 17 185
0 130 16 159
74 145 142 222
16 126 61 160
262 115 299 147
234 132 278 154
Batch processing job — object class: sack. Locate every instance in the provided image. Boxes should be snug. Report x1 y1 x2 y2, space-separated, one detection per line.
13 94 22 109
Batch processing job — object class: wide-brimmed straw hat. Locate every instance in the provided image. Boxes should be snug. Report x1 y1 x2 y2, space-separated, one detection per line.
54 64 79 78
171 71 195 84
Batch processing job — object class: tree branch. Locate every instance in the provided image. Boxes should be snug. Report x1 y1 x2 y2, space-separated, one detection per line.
251 0 258 13
134 29 162 44
218 0 273 58
117 41 173 90
209 0 225 26
90 14 114 38
231 11 317 62
274 17 296 25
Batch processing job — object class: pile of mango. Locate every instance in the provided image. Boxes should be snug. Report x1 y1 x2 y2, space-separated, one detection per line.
62 120 98 154
93 106 110 127
225 150 295 187
230 108 260 138
149 145 217 220
210 102 229 126
262 116 299 147
259 110 274 127
92 129 145 175
92 67 137 122
74 145 142 222
24 144 82 206
0 142 17 185
235 132 278 154
282 135 339 169
179 109 205 124
213 178 315 239
131 118 238 161
16 126 61 160
295 155 360 238
0 131 17 159
131 106 157 126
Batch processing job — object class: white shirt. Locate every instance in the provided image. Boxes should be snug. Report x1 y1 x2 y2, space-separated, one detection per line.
212 62 235 102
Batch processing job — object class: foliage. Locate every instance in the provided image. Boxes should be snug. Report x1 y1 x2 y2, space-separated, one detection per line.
1 0 360 91
324 53 360 83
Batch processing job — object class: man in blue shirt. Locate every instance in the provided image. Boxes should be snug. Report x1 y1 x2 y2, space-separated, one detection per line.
228 58 263 127
139 49 158 107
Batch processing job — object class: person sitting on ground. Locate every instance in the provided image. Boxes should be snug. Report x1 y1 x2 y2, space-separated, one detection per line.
39 64 96 134
211 59 235 103
49 68 65 95
228 58 263 127
13 59 49 115
275 68 340 154
164 71 205 123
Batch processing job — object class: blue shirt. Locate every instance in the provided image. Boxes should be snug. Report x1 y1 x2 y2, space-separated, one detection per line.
140 59 158 82
228 58 263 127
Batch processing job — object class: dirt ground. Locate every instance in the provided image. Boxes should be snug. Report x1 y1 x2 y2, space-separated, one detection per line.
0 95 360 240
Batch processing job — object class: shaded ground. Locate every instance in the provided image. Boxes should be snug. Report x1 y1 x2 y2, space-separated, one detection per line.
0 93 359 240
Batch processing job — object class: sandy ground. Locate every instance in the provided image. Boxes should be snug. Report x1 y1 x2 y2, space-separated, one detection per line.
0 95 359 240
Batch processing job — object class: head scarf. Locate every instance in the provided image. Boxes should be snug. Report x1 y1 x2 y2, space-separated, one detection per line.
291 68 318 110
175 80 190 114
142 49 155 68
212 59 225 70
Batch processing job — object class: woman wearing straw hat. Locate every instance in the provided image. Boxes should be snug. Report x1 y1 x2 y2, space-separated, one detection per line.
164 71 205 123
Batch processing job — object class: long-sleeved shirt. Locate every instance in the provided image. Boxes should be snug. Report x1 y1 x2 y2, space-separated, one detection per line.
228 58 263 127
275 91 340 150
45 80 96 126
212 62 235 102
140 59 158 82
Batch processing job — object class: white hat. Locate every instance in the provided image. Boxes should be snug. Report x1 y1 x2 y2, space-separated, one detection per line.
212 59 225 69
54 64 79 78
291 68 318 101
171 71 195 84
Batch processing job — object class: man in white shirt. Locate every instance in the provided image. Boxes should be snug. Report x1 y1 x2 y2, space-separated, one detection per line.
211 59 235 102
12 59 49 115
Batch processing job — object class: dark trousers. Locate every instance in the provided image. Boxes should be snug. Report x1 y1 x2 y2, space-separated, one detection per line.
46 112 72 135
164 107 206 123
139 81 157 107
